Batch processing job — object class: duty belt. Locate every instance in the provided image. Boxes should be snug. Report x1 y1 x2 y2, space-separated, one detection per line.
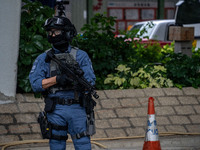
53 97 80 105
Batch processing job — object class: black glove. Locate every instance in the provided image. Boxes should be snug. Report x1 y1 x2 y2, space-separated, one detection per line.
56 74 73 86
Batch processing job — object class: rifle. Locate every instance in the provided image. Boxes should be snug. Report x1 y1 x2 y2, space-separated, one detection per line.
46 50 99 100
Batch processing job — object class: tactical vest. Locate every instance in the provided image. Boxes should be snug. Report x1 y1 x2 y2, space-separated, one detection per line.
46 48 79 94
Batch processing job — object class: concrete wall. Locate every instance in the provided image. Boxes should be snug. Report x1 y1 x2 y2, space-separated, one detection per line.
0 0 21 103
71 0 87 33
0 88 200 143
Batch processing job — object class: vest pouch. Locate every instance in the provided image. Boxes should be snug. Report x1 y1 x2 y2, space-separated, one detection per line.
44 97 56 113
48 50 79 94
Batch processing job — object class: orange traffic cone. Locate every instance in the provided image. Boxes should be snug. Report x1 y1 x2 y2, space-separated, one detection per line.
143 97 161 150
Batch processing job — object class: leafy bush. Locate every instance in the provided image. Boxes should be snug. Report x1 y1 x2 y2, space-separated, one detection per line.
104 64 173 89
165 53 200 88
72 13 134 89
132 42 163 64
72 13 200 90
104 41 200 90
17 0 54 92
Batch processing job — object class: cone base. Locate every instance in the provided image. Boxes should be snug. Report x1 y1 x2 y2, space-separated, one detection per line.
143 141 161 150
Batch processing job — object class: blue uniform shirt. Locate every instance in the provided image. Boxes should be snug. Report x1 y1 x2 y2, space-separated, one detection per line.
29 45 96 99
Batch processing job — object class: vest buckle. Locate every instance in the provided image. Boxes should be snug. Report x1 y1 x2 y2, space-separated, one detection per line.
62 98 73 105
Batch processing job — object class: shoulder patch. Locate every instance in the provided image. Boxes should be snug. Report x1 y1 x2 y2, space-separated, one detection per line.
30 59 38 73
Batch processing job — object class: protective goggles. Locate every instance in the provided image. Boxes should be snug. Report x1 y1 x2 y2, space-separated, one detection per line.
47 30 62 36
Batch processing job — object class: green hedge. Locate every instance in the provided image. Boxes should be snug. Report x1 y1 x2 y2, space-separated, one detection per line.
74 14 200 89
17 1 200 93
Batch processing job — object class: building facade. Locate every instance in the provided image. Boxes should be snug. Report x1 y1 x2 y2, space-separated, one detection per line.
67 0 179 33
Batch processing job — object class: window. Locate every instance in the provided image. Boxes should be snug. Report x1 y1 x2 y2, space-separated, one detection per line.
125 9 139 20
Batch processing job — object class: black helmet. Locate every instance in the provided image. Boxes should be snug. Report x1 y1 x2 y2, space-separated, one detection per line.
44 16 77 41
44 16 71 30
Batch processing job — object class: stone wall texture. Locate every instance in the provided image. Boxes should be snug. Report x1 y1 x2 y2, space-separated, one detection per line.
0 87 200 143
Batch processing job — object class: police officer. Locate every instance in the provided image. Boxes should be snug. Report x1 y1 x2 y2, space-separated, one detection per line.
29 16 96 150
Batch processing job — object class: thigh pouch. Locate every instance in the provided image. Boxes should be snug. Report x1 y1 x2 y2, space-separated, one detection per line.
38 111 68 140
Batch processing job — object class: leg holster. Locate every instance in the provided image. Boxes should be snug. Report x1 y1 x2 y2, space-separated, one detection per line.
71 111 96 140
38 111 68 140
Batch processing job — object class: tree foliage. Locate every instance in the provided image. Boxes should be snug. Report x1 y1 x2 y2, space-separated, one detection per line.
17 0 54 92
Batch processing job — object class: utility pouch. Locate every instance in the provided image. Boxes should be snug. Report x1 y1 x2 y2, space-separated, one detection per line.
81 93 96 114
86 111 96 136
37 111 51 139
44 97 56 113
37 111 68 140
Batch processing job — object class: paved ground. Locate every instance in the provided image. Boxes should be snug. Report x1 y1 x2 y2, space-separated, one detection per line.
1 135 200 150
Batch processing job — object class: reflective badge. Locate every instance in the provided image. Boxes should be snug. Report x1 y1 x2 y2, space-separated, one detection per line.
30 60 38 73
88 59 94 72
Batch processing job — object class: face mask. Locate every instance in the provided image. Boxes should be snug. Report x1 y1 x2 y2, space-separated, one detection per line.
53 42 69 53
47 30 69 52
48 34 65 45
